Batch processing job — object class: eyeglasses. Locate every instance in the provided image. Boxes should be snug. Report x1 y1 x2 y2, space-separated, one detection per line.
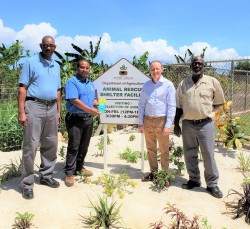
192 61 203 67
41 44 56 49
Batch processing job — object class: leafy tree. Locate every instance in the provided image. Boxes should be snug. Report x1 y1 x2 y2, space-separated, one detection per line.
64 36 102 64
132 51 150 75
54 36 110 81
0 40 29 100
174 47 207 63
53 51 75 87
235 61 250 71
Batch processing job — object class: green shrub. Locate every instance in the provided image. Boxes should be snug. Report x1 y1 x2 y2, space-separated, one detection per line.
12 212 34 229
0 102 23 152
118 147 147 163
81 195 125 228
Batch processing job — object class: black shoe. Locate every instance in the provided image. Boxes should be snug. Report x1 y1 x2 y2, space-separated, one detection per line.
182 180 201 189
40 177 60 188
22 188 34 199
206 186 223 198
141 172 155 182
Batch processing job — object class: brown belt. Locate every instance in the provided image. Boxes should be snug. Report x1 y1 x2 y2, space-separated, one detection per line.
144 115 166 119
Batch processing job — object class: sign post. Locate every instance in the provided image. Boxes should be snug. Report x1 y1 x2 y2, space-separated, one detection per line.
93 58 149 170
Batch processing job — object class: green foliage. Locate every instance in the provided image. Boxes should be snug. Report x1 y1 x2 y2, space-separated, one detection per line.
0 102 23 152
53 53 75 87
240 113 250 136
0 158 21 182
132 51 150 75
174 47 207 63
92 171 137 199
242 177 250 187
152 169 175 189
235 61 250 71
75 171 92 184
96 135 112 156
12 211 34 229
223 117 249 149
58 145 66 160
200 217 213 229
169 146 185 174
0 40 28 86
128 134 135 141
81 195 125 229
237 152 250 173
215 102 249 150
118 147 146 163
54 36 110 82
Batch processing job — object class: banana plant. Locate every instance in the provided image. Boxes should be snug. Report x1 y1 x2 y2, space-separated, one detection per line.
65 36 102 64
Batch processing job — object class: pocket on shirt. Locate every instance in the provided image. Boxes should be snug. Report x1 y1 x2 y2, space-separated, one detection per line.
200 91 212 104
183 91 192 104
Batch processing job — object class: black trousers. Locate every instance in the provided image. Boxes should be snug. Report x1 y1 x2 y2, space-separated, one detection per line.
64 113 93 176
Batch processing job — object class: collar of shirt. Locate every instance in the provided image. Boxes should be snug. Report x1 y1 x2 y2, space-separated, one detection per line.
39 53 54 67
76 75 90 83
150 75 164 85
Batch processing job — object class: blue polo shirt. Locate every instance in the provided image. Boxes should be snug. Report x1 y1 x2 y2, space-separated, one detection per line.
19 53 61 100
65 75 96 114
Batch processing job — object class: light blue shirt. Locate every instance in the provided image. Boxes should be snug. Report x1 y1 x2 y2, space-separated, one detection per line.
19 53 61 100
138 76 176 128
65 75 96 114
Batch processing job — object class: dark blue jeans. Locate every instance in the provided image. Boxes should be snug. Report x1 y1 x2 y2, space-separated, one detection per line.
64 113 93 176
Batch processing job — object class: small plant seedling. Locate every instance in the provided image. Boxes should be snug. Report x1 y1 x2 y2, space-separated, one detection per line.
12 211 34 229
153 169 175 189
96 135 112 156
237 152 250 173
128 134 136 141
119 147 147 163
75 171 92 184
0 158 21 182
92 170 137 198
58 145 66 160
169 146 185 174
81 195 125 228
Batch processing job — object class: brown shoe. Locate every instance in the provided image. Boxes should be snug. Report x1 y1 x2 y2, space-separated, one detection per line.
141 172 155 182
65 175 74 187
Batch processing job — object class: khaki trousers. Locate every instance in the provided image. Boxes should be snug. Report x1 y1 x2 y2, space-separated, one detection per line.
144 116 169 172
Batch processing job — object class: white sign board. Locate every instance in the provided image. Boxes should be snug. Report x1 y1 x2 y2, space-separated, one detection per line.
93 58 149 124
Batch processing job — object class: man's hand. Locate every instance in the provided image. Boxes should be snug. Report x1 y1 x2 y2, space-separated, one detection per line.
18 113 28 128
58 113 62 126
174 124 182 137
91 108 101 116
138 125 144 133
163 127 170 136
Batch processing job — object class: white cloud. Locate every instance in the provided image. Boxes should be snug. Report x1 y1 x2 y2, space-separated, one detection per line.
0 19 16 45
0 20 241 64
178 42 239 61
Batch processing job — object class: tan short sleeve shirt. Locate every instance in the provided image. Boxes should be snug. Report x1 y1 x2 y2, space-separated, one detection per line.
176 74 225 120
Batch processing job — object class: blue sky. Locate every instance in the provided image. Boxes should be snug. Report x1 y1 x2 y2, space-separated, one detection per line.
0 0 249 64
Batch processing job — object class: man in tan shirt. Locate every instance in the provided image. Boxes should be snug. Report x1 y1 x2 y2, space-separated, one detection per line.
174 56 225 198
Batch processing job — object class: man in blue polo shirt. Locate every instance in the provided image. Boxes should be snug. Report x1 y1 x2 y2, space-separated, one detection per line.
64 59 100 187
18 36 61 199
